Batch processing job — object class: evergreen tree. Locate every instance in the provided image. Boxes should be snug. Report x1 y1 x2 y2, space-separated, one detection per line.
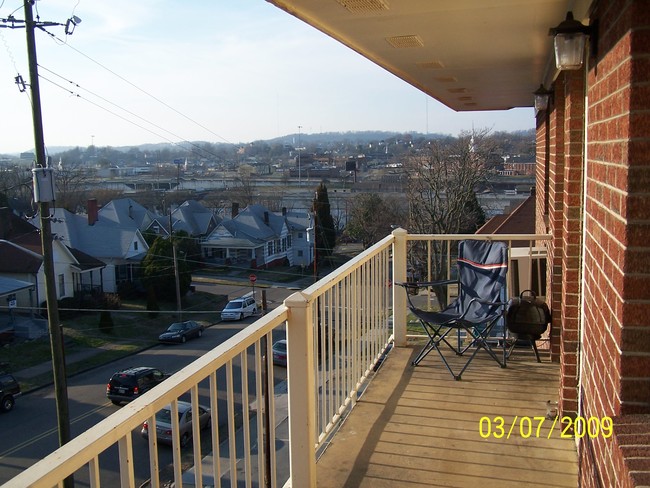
311 182 336 259
141 236 192 302
174 230 203 271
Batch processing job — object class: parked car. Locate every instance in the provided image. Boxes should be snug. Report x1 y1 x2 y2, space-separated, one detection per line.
106 367 168 405
141 401 210 446
158 320 204 344
0 372 21 412
272 339 287 366
220 295 257 321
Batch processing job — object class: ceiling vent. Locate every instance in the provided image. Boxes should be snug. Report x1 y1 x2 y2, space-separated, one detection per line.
335 0 389 13
417 61 445 70
386 35 423 49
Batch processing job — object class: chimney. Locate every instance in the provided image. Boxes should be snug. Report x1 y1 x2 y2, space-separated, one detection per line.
232 202 239 218
282 207 287 216
88 198 99 225
264 211 269 225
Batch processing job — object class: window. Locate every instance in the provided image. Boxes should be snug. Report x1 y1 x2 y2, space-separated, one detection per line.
287 234 292 247
298 250 303 257
116 264 128 282
134 241 139 251
298 232 303 239
58 274 65 298
267 242 273 255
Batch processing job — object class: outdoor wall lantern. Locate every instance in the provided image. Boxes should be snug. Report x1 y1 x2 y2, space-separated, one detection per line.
533 84 552 112
549 11 594 70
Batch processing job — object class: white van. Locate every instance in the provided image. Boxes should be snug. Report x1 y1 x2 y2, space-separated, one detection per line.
220 295 257 321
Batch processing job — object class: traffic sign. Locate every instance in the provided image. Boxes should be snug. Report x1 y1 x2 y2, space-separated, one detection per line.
249 274 257 283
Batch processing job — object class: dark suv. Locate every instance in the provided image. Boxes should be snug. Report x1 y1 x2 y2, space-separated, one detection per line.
106 367 168 405
0 372 21 413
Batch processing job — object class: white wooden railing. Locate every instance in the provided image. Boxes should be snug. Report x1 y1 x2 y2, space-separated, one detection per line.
2 231 549 488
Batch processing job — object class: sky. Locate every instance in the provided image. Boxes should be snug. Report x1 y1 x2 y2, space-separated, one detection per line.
0 0 534 154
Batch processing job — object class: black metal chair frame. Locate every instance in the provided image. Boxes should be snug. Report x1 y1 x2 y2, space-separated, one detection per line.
398 240 509 380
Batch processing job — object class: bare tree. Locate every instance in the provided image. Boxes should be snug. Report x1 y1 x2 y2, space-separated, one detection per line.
405 129 494 305
229 164 256 206
55 159 95 211
0 167 33 214
344 193 407 248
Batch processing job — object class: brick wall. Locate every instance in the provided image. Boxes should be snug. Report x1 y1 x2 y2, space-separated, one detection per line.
564 1 650 486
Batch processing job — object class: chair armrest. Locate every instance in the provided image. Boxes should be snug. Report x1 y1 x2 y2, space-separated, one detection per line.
472 298 507 307
395 279 456 288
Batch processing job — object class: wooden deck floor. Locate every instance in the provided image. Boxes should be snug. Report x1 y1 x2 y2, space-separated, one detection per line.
316 344 578 488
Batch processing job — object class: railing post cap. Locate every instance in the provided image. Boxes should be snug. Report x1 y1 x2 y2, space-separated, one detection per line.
284 291 309 308
392 227 408 236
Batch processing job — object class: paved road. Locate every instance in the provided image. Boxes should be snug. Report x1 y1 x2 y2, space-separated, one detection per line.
0 283 295 487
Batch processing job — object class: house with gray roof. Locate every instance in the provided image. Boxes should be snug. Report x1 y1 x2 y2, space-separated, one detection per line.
0 208 105 308
171 200 219 237
282 208 312 267
202 204 297 269
33 204 148 293
98 197 169 238
0 240 41 311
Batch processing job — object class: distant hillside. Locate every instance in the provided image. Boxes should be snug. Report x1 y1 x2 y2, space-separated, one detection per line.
1 128 534 158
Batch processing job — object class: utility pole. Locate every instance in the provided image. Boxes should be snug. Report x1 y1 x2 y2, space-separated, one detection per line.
297 125 302 187
26 0 71 448
15 3 79 487
169 208 182 320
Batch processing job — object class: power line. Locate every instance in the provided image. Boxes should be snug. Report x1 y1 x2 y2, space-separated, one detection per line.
40 27 233 145
38 72 183 148
36 64 231 160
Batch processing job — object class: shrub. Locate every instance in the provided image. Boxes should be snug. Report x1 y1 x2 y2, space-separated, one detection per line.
98 310 114 335
102 293 121 310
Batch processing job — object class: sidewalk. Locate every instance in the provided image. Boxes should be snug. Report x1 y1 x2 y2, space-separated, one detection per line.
192 270 313 291
12 341 140 386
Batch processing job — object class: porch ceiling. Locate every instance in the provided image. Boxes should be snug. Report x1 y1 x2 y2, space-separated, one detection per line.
268 0 592 111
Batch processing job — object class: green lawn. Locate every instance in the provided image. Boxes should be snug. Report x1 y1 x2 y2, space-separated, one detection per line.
2 291 227 376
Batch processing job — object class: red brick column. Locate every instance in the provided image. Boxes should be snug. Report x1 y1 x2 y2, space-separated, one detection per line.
545 80 566 364
559 68 586 418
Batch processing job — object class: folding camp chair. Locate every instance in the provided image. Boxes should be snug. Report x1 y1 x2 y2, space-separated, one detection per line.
398 240 509 380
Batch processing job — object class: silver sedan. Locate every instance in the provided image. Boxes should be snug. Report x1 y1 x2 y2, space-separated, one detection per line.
141 401 210 446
